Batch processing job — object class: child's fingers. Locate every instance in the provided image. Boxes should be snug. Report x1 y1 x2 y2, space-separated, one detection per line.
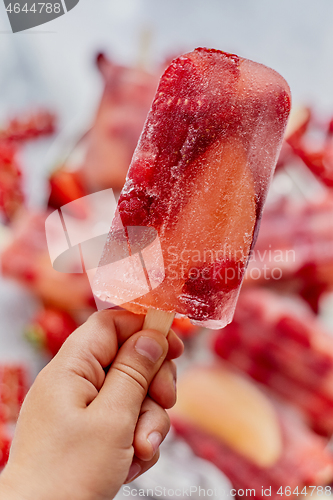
95 311 183 360
125 451 160 484
89 329 168 436
148 360 177 409
113 314 183 360
55 310 144 391
133 396 170 462
166 329 184 360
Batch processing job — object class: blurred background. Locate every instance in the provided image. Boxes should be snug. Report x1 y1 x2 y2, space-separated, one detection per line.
2 0 333 498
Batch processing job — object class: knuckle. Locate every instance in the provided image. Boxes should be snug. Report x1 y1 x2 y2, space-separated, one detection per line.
87 310 110 330
113 361 149 395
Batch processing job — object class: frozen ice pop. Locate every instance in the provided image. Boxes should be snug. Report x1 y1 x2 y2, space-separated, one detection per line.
214 288 333 436
171 364 333 500
94 48 291 329
81 53 159 192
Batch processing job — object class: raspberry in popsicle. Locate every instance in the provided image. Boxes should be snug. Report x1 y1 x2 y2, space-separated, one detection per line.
94 48 291 330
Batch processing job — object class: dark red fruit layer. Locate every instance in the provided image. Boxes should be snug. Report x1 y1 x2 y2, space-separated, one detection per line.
181 259 244 320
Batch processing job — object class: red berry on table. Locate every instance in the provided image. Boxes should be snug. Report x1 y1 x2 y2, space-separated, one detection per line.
25 308 78 357
48 168 87 212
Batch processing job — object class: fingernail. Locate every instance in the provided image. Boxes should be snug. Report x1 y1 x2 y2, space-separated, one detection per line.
147 431 163 455
135 337 163 363
126 462 141 483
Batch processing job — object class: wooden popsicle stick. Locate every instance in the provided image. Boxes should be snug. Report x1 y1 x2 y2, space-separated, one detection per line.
143 308 175 336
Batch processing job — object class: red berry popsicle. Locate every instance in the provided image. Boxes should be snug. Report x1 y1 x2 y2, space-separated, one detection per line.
93 48 291 330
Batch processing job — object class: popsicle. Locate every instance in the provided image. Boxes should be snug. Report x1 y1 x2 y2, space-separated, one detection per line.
244 192 333 312
93 48 291 330
81 53 159 192
171 363 333 500
214 287 333 436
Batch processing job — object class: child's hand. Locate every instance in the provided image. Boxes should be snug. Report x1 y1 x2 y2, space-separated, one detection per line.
0 310 184 500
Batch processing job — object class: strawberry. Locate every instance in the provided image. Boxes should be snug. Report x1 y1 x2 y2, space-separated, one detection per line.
25 308 78 357
48 168 87 213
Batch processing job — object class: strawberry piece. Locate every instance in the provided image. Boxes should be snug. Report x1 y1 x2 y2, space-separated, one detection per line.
25 307 78 357
181 260 244 320
48 168 87 212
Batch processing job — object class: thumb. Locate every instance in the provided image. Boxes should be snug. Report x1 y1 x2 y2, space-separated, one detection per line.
90 329 169 431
